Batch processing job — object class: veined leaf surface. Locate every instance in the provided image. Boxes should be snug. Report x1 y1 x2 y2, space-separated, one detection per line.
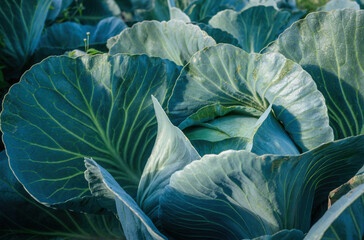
169 44 333 152
1 53 180 208
0 0 52 70
160 135 364 239
266 9 364 139
108 20 216 66
209 7 291 53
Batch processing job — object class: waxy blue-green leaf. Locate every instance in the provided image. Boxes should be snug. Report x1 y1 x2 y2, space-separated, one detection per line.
184 0 245 22
169 44 333 152
0 0 52 70
137 96 200 222
209 7 290 53
0 151 124 239
108 20 216 66
35 17 126 61
248 229 304 240
266 9 364 139
1 53 180 209
160 135 364 239
318 0 360 11
85 158 166 240
195 23 240 46
249 105 300 155
305 183 364 239
46 0 73 22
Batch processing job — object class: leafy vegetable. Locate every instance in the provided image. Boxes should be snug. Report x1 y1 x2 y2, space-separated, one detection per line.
1 53 180 208
266 9 364 139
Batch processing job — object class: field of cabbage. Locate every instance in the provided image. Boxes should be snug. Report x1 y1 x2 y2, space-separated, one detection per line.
0 0 363 239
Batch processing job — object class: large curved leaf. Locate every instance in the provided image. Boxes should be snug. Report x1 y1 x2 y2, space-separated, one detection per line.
85 158 166 240
0 151 124 239
0 0 52 70
159 135 364 239
318 0 360 11
108 20 216 66
169 44 333 152
266 9 364 139
137 96 200 222
1 53 180 208
305 183 364 239
35 17 126 61
209 7 291 53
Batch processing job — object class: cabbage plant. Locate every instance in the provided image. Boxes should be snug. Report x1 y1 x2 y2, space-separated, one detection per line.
1 0 364 239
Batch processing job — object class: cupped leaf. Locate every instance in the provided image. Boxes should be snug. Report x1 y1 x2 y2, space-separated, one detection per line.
209 7 291 53
249 105 300 155
85 158 166 240
159 135 364 239
1 53 180 209
266 9 364 139
318 0 360 11
137 96 200 222
169 44 333 152
0 151 124 239
305 183 364 239
35 17 126 61
0 0 52 70
108 20 216 66
248 229 304 240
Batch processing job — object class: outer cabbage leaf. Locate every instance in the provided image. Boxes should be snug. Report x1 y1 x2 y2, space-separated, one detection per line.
318 0 360 11
1 53 180 209
0 0 52 70
35 17 126 61
209 7 291 53
266 9 364 139
85 158 166 240
169 44 333 152
135 0 170 21
159 135 364 239
305 183 364 239
0 151 124 239
108 20 216 66
136 96 200 222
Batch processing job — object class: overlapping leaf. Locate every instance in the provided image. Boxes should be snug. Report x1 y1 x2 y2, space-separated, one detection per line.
0 151 124 239
160 135 364 239
209 7 291 53
169 44 333 152
266 9 364 139
0 0 52 70
1 53 180 209
85 158 166 240
305 183 364 239
35 17 126 61
108 20 216 66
